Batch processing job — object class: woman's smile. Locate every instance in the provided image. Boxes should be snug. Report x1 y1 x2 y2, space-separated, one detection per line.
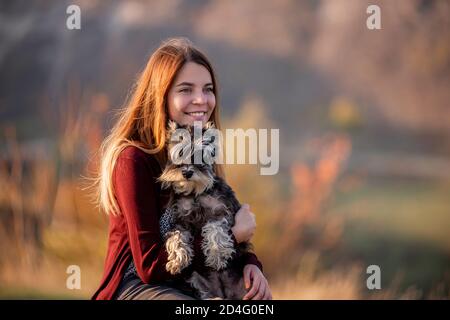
184 110 208 122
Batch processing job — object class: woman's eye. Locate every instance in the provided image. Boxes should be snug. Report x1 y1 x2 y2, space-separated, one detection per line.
179 88 191 93
204 87 214 93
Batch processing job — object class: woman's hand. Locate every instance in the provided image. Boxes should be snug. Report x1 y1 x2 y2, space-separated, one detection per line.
242 264 272 300
231 204 256 244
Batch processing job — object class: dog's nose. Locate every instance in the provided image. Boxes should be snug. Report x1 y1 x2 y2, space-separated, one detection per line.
182 170 193 179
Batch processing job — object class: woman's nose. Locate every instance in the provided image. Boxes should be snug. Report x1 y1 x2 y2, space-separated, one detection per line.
192 91 207 104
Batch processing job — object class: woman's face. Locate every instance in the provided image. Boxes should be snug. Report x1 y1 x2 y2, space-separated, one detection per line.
167 61 216 126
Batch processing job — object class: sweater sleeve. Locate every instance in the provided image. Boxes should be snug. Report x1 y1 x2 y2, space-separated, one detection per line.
229 232 264 273
113 153 205 283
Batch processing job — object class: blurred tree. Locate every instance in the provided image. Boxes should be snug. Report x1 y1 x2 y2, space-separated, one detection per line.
311 0 450 133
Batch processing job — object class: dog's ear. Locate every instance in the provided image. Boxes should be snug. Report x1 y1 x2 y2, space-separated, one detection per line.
167 120 178 132
164 121 179 148
204 121 215 130
166 120 180 141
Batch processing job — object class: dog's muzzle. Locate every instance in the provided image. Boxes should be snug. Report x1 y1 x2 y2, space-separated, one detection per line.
182 169 194 179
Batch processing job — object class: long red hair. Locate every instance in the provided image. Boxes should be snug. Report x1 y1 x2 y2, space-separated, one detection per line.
95 37 223 215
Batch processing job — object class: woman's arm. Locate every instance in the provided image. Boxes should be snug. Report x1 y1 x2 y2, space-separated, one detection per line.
231 204 271 299
231 204 255 243
231 204 263 271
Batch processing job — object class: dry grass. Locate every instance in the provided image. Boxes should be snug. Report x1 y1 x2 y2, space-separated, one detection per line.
271 251 361 299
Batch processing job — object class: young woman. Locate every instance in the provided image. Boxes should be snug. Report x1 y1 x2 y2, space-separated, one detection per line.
91 38 272 300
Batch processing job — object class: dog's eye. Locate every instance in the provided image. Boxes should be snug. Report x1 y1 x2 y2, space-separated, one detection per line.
179 149 183 157
202 136 215 145
211 148 215 157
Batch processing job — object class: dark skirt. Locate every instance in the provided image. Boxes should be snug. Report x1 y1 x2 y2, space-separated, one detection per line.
114 273 197 300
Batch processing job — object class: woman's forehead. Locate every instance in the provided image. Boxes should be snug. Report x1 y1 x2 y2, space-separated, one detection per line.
174 61 212 86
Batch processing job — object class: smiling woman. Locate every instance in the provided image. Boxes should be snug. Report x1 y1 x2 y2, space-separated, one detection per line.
167 62 216 125
91 37 272 300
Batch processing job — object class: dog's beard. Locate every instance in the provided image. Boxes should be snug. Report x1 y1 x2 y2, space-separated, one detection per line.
159 168 215 196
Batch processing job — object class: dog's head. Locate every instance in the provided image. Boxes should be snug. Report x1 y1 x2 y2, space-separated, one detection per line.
158 120 218 196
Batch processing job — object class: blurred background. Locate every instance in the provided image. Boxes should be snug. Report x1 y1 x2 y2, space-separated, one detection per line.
0 0 449 299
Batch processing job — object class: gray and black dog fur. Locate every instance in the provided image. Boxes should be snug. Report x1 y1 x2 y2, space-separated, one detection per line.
158 120 252 299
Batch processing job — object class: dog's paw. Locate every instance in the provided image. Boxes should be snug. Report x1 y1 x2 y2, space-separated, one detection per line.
205 255 227 270
166 245 193 274
166 259 183 275
202 240 234 270
165 230 194 274
201 220 235 270
204 245 235 270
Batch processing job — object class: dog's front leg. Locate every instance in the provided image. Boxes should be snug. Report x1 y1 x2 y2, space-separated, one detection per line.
201 218 235 270
165 229 194 275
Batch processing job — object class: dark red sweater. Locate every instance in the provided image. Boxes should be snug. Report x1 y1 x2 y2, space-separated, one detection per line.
92 146 263 300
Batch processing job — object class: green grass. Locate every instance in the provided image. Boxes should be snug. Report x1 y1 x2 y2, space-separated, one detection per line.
332 178 450 251
327 178 450 295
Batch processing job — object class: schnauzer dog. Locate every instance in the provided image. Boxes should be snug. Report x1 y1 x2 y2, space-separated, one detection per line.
158 120 252 299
